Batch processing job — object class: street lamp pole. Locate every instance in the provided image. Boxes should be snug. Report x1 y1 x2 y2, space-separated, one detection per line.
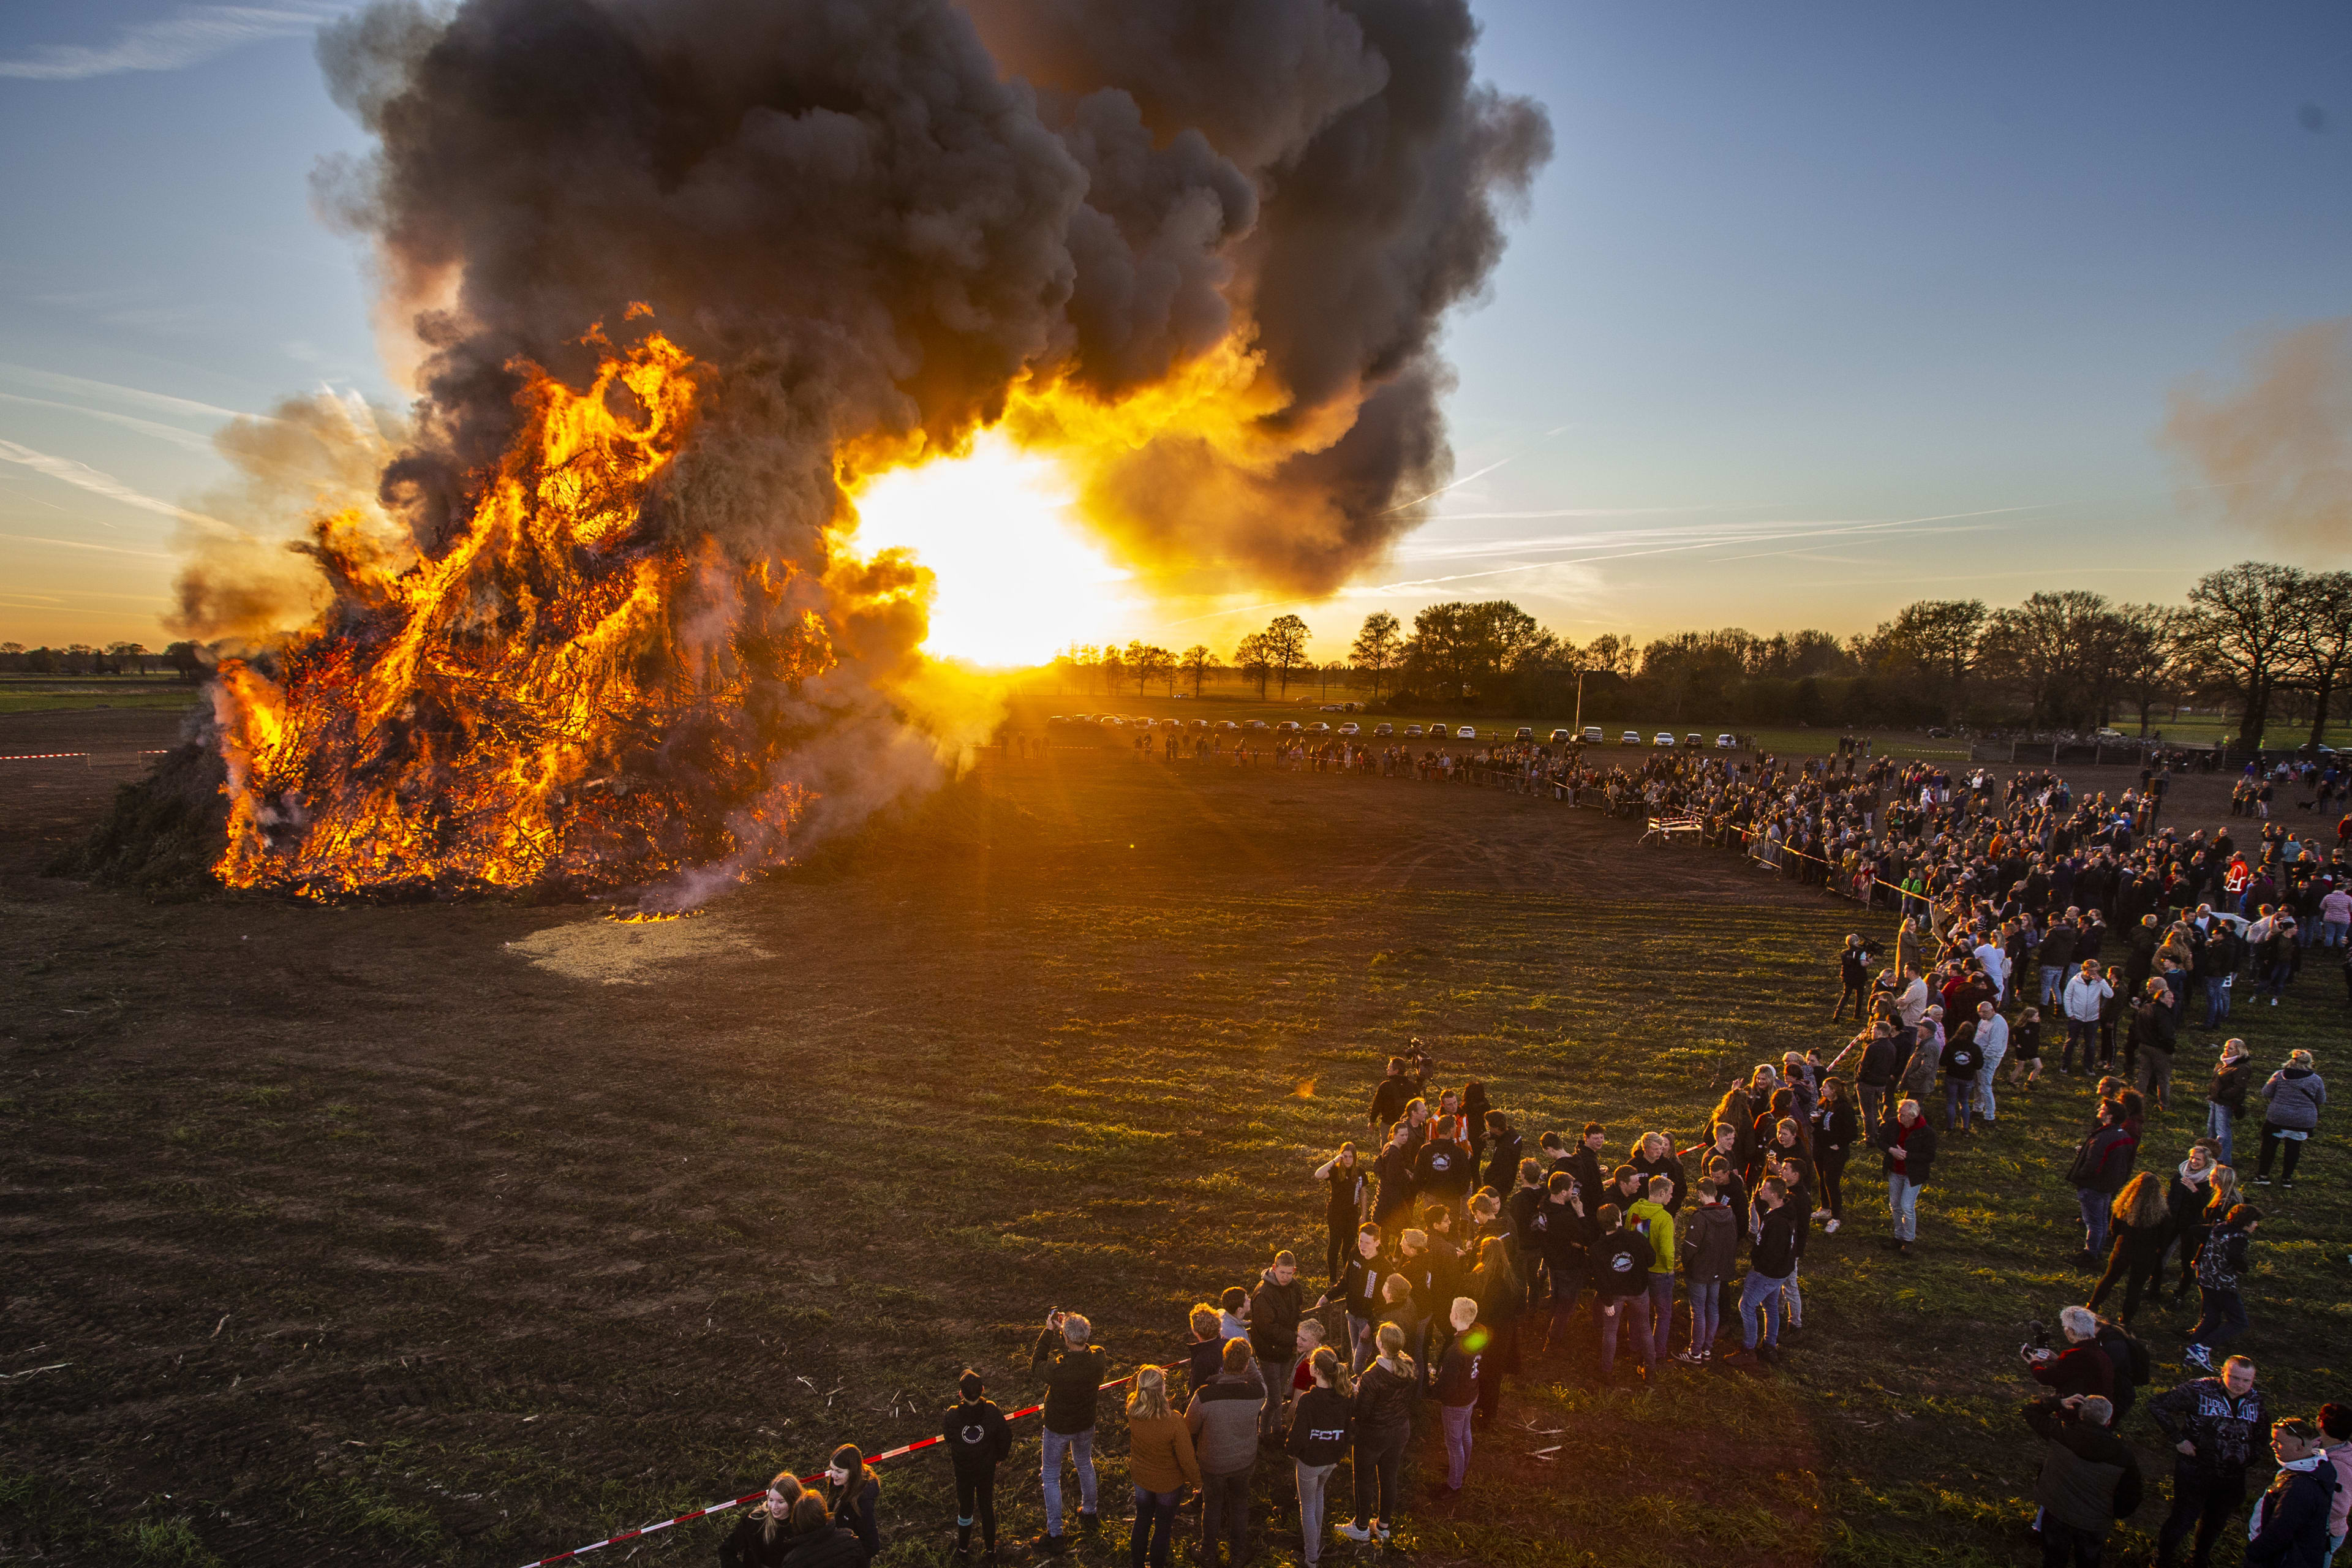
1572 667 1586 736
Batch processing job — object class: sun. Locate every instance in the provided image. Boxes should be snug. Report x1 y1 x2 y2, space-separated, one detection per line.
846 431 1135 668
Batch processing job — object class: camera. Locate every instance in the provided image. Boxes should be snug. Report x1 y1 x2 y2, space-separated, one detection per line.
2026 1319 2052 1351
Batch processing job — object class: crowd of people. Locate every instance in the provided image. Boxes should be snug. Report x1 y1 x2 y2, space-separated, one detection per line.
717 757 2341 1568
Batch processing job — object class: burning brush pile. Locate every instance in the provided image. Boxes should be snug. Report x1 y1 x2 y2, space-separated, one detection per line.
77 0 1549 905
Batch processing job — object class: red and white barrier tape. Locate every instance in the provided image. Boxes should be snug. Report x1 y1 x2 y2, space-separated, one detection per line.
512 1364 1166 1568
0 750 170 762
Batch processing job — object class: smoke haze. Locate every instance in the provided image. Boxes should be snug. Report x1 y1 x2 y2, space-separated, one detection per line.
2164 317 2352 559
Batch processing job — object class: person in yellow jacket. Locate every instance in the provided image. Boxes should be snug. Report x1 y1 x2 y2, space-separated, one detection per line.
1627 1175 1679 1363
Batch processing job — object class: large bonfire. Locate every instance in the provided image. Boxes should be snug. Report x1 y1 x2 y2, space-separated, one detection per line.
146 0 1551 903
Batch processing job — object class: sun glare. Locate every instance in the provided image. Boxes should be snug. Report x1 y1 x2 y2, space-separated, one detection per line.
848 431 1134 668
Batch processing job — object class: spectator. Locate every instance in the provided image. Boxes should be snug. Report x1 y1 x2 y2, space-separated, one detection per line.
2067 1101 2138 1265
2150 1355 2266 1568
1856 1021 1902 1132
1183 1338 1265 1568
2184 1204 2263 1374
1125 1366 1198 1568
1339 1324 1416 1545
2165 1146 2220 1306
1627 1174 1678 1356
2008 1007 2046 1088
718 1472 802 1568
1371 1123 1417 1231
1941 1011 1983 1134
1217 1287 1250 1343
2255 1049 2326 1189
1726 1175 1798 1368
1563 1123 1609 1210
1366 1057 1413 1133
1283 1349 1350 1568
2247 1419 2341 1568
780 1491 866 1568
1314 1225 1385 1372
1811 1076 1858 1234
1183 1305 1224 1397
1836 933 1875 1021
2088 1173 2171 1325
1676 1176 1737 1364
1311 1145 1366 1286
1248 1253 1304 1433
823 1446 880 1562
2134 978 2180 1111
2206 1040 2252 1167
1481 1110 1523 1197
1030 1310 1107 1555
1877 1097 1937 1256
2025 1394 2143 1568
1590 1203 1654 1382
1972 1001 2010 1126
2316 1402 2351 1567
1467 1235 1523 1422
1412 1115 1476 1218
1630 1129 1689 1212
1433 1297 1483 1498
1528 1170 1589 1355
944 1371 1011 1562
2024 1305 2114 1402
2062 961 2113 1076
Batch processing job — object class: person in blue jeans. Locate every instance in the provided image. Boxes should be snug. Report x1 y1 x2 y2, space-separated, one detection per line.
1727 1176 1798 1366
1675 1177 1738 1364
1431 1297 1483 1498
1030 1310 1107 1554
1121 1367 1197 1568
1589 1205 1653 1381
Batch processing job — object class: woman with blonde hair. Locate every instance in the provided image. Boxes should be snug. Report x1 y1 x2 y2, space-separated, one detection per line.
2172 1164 2242 1305
2087 1171 2170 1324
718 1472 801 1568
1285 1346 1354 1567
2255 1047 2326 1188
1123 1366 1197 1568
1339 1324 1416 1545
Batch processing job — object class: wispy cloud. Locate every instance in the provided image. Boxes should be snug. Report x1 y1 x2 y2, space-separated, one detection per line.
0 362 247 422
0 439 228 531
0 4 342 81
0 533 176 560
0 391 216 452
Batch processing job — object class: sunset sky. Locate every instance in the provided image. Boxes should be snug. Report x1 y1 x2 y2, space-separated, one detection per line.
2 1 2347 662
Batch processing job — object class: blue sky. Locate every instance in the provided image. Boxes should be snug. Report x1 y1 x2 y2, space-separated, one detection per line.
1 1 2346 654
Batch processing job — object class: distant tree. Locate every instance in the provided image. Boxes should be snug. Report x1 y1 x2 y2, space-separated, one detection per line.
1349 611 1403 696
1581 633 1637 677
2108 603 2192 737
1262 614 1310 696
2278 570 2352 747
1099 644 1129 697
1180 644 1216 697
1977 590 2116 728
2188 561 2305 752
1127 641 1176 696
1234 631 1274 698
1856 600 1988 724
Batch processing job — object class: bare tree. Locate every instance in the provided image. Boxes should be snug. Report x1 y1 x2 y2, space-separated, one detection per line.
1180 644 1216 697
1263 614 1310 696
2279 570 2352 747
2188 561 2307 752
1233 631 1273 698
1349 611 1403 696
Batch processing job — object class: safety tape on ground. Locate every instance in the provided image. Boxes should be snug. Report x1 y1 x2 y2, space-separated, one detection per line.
513 1363 1171 1568
0 750 172 762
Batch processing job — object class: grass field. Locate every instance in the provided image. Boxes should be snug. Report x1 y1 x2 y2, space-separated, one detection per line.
0 678 203 717
1 712 2343 1568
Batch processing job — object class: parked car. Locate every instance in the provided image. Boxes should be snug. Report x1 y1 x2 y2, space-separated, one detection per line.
1583 726 1604 744
1684 733 1702 748
1191 718 1210 730
2094 728 2125 741
1373 723 1394 736
1215 720 1238 731
1619 730 1641 745
1337 722 1360 736
1305 722 1332 735
1654 731 1675 747
1276 720 1301 734
1716 733 1738 748
1549 728 1571 744
1246 720 1268 731
1513 726 1534 741
1428 723 1453 738
1404 723 1423 736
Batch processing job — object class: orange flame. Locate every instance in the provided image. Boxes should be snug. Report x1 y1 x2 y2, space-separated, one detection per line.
213 332 835 897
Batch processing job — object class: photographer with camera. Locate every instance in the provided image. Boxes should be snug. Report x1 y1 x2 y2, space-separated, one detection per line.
1030 1309 1109 1555
1834 933 1880 1022
2023 1305 2115 1403
2024 1393 2142 1568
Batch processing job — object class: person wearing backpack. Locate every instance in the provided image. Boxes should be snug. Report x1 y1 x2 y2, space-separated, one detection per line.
1940 1014 1983 1134
2091 1315 2153 1425
1675 1177 1738 1365
2184 1205 2264 1374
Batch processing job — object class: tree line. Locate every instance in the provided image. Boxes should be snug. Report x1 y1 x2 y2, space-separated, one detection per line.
1052 562 2347 749
0 642 203 678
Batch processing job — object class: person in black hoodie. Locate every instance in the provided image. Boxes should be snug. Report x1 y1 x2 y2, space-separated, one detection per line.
1481 1111 1524 1200
1528 1170 1591 1355
1314 1224 1386 1373
1311 1144 1368 1286
1562 1123 1608 1213
780 1491 868 1568
1855 1022 1902 1135
1338 1324 1417 1546
944 1373 1011 1561
1725 1177 1798 1368
1249 1253 1305 1436
1589 1204 1653 1382
1285 1348 1353 1568
823 1446 880 1562
1810 1077 1859 1235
